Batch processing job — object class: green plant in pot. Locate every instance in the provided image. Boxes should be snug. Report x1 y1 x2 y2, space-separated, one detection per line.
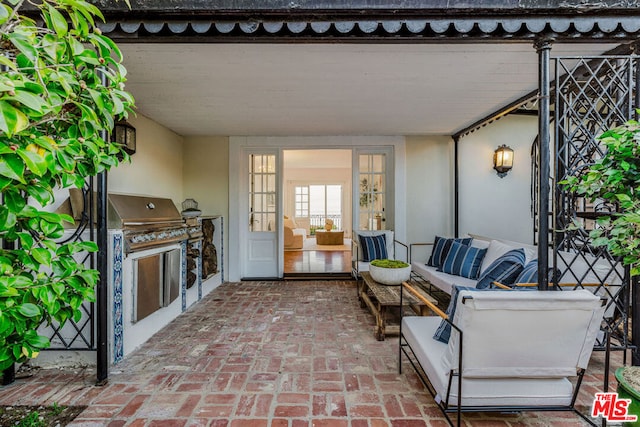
0 0 134 377
561 113 640 423
369 259 411 285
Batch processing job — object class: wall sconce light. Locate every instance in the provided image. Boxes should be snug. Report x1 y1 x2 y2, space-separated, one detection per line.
493 144 514 178
112 121 136 157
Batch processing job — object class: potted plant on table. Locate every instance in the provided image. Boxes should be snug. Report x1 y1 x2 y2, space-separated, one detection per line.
562 113 640 422
369 259 411 285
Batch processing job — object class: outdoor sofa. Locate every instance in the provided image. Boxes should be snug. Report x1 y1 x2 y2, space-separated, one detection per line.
408 234 622 313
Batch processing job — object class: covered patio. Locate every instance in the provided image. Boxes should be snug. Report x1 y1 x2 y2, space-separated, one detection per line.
0 280 618 426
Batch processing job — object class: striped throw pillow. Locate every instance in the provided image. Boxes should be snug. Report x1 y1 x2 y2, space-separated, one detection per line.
433 285 475 343
515 260 538 284
358 234 388 262
428 236 472 268
475 248 526 289
512 261 562 288
438 241 487 279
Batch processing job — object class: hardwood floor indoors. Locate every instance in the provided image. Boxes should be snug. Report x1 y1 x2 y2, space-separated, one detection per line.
284 248 352 278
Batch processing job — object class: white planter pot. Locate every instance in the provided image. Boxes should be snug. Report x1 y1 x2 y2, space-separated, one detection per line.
369 263 411 285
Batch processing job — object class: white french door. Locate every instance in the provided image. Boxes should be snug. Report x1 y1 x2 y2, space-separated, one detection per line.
354 149 393 232
242 151 279 279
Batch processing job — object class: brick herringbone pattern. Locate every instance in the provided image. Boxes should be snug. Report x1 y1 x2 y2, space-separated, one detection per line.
0 280 622 426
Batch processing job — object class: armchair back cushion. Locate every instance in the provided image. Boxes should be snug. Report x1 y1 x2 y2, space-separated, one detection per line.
284 217 297 230
358 234 388 262
354 230 395 261
444 289 605 378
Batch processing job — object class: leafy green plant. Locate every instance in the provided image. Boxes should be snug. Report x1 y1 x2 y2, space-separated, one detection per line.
15 410 44 427
561 115 640 277
0 0 134 371
359 177 378 207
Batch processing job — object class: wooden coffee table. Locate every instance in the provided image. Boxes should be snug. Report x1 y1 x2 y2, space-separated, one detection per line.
359 271 437 341
315 230 344 245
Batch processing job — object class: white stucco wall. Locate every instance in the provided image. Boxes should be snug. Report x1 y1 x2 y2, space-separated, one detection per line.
458 115 537 244
109 113 185 206
183 136 230 278
404 136 454 261
183 136 229 217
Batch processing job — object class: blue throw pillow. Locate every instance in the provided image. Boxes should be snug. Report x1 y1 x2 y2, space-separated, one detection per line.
358 234 388 262
433 285 474 343
438 241 487 279
512 260 562 288
427 236 472 268
515 259 538 284
475 248 526 289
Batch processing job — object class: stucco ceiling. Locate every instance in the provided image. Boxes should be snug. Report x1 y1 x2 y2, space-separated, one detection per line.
119 42 620 137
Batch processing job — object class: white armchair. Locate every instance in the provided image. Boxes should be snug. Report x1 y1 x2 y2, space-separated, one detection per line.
351 230 408 279
400 285 606 426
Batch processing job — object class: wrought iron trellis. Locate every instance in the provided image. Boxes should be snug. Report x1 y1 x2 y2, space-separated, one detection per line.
551 54 638 352
40 180 98 352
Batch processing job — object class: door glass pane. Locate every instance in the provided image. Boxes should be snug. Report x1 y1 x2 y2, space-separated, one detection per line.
359 154 386 230
249 154 276 232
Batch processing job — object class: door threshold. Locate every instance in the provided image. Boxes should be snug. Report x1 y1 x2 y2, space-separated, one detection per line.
284 272 353 280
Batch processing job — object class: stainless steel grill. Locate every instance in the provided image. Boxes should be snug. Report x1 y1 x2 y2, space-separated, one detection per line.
108 194 187 322
108 194 188 253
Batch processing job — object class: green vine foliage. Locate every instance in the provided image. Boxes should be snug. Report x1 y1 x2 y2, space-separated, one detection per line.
561 115 640 277
0 0 134 370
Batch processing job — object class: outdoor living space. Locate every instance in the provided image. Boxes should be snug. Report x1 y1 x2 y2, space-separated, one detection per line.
5 2 640 426
0 280 619 426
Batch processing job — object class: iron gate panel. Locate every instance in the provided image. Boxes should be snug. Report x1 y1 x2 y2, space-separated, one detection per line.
40 181 97 351
553 55 636 350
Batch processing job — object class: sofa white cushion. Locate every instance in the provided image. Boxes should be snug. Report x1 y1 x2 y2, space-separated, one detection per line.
554 249 623 286
470 239 490 250
411 263 478 295
480 239 536 274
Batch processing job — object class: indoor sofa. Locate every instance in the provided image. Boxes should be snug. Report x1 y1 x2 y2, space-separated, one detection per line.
284 216 307 249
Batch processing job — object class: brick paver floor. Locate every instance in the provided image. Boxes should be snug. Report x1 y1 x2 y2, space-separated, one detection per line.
0 280 625 426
